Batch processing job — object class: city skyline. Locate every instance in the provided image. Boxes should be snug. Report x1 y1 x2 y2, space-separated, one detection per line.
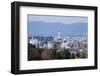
28 15 88 60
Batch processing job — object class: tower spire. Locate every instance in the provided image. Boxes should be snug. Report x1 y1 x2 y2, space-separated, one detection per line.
58 32 61 39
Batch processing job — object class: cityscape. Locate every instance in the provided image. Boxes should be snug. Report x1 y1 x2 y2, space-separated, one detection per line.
28 15 88 61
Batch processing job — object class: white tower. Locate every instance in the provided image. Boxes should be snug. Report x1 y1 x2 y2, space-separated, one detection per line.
32 35 34 40
58 32 61 39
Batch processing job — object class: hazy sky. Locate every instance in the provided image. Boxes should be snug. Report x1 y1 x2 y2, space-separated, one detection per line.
28 15 88 24
28 15 88 36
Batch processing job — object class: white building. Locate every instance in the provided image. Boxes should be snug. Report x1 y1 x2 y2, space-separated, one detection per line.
61 41 70 49
29 39 39 48
43 43 48 48
47 42 53 49
38 42 44 48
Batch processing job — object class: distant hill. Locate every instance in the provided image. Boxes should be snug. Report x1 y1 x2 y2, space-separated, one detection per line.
28 21 87 37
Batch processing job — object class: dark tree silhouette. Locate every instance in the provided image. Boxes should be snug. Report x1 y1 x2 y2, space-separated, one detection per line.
71 53 76 59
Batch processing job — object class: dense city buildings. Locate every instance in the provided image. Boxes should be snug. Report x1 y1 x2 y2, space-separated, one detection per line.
28 32 88 56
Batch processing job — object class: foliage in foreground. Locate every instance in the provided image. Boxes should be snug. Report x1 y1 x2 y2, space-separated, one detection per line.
28 43 87 61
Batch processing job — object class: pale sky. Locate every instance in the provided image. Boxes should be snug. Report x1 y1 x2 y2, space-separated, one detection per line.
28 15 88 24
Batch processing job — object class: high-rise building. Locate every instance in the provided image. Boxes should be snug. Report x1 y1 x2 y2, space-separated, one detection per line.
58 32 61 39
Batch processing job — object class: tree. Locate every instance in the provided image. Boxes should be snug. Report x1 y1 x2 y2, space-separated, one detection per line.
56 51 64 59
41 48 54 60
28 43 36 48
28 43 42 60
28 48 42 60
81 51 87 58
76 52 81 58
49 48 57 59
71 53 76 59
63 49 71 59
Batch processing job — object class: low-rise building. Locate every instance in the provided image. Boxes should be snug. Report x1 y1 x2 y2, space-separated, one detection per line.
47 42 53 49
29 39 39 48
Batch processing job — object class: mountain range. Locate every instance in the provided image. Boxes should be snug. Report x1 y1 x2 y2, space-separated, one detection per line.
28 21 88 37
